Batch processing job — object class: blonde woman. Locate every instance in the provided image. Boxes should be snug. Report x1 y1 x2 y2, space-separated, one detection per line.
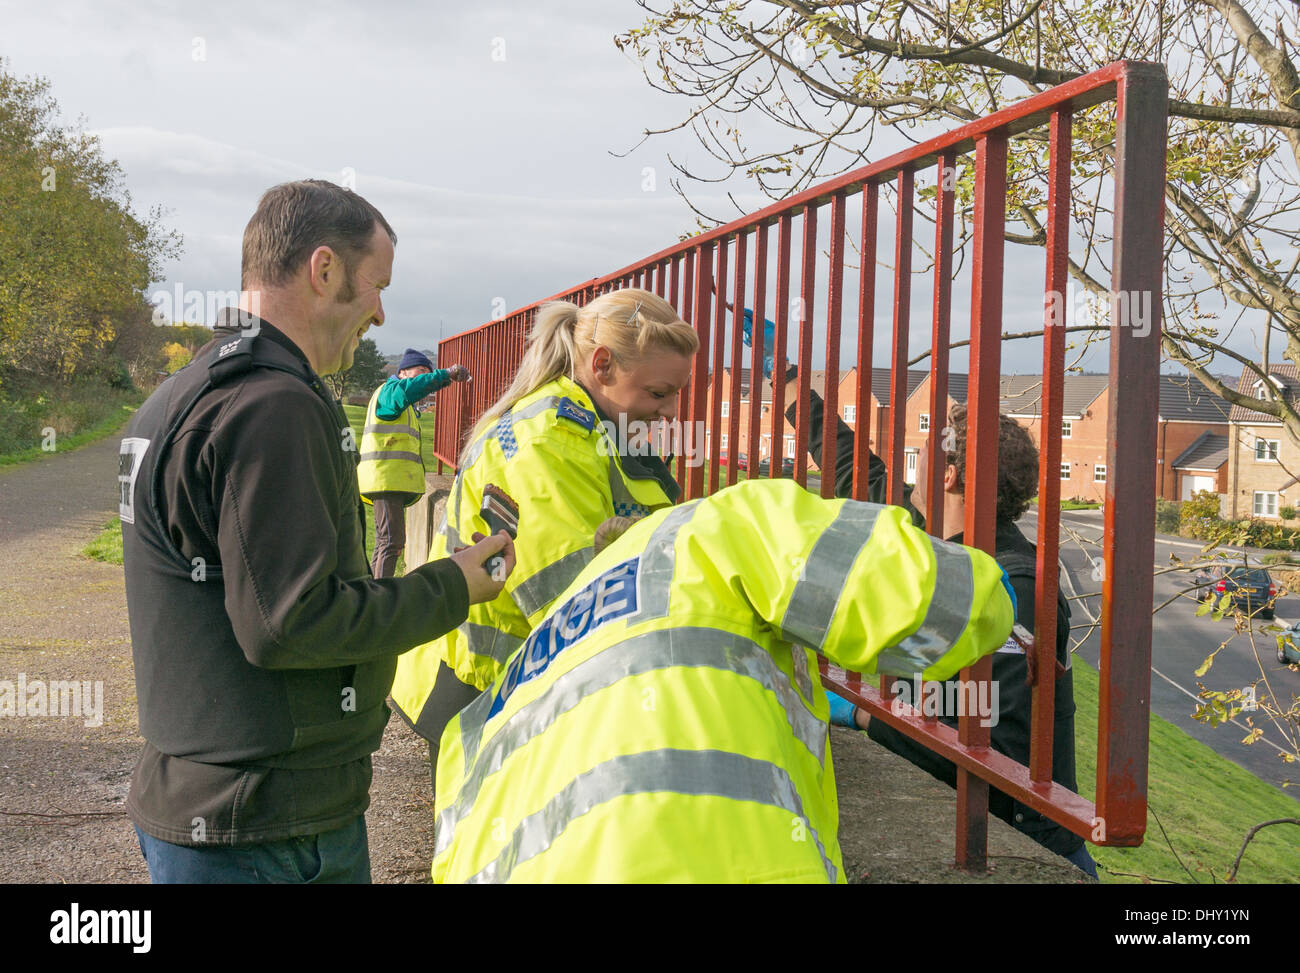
390 288 699 790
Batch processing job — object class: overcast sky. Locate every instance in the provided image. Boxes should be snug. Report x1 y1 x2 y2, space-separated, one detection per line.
2 0 1229 378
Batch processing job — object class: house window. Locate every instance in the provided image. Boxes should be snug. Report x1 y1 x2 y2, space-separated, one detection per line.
1093 464 1107 483
720 434 728 449
1062 419 1073 438
784 436 796 459
1255 438 1280 461
720 401 729 418
761 436 770 459
919 413 930 432
904 450 918 485
1060 463 1071 480
1255 491 1279 518
844 405 856 423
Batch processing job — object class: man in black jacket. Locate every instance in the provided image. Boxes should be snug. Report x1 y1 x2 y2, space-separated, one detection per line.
120 180 514 883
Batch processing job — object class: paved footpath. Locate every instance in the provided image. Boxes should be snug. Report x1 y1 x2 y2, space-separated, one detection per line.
0 435 147 881
0 434 1077 883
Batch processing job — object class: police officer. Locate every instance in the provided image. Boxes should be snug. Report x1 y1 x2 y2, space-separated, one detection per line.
390 288 698 796
430 480 1015 883
119 179 515 884
358 348 470 578
753 311 1097 878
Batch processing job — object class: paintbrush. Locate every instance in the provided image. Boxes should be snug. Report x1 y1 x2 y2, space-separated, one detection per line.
480 484 519 582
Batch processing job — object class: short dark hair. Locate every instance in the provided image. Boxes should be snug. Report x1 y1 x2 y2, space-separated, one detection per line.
942 402 1039 523
241 179 396 290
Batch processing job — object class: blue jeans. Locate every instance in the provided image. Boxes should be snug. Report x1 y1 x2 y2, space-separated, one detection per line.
134 816 371 884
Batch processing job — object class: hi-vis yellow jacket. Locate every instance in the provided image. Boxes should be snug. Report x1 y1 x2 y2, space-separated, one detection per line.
390 376 676 734
431 479 1016 884
356 383 424 502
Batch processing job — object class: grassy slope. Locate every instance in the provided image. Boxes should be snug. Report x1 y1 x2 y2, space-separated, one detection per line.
1072 657 1300 883
0 398 141 467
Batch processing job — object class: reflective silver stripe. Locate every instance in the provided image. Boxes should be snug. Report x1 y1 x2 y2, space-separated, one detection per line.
450 472 465 544
632 500 701 621
459 432 493 471
362 423 420 438
781 502 882 650
436 509 462 555
462 622 525 665
512 547 594 619
463 748 836 884
874 536 975 676
438 626 828 855
358 450 421 463
789 646 815 702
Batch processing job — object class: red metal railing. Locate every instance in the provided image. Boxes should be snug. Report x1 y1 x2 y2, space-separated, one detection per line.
433 60 1167 870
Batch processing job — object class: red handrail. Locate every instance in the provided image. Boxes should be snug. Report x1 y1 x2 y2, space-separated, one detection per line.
433 59 1167 869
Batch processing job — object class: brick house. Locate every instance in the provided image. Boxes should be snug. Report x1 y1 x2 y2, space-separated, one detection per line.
1223 365 1300 520
998 374 1229 504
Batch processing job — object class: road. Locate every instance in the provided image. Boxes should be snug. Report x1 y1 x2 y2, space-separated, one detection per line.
1017 506 1300 798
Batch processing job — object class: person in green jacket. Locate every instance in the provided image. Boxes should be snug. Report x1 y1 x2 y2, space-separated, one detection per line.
359 348 469 577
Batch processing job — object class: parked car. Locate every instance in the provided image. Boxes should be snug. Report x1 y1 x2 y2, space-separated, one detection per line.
754 457 795 479
1277 624 1300 665
717 451 748 471
1192 564 1226 602
1209 566 1278 620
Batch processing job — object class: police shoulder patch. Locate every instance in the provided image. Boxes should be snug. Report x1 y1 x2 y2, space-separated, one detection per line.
555 397 596 433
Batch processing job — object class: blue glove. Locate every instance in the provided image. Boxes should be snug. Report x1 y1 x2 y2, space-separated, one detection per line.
826 690 859 729
740 308 778 380
998 566 1019 620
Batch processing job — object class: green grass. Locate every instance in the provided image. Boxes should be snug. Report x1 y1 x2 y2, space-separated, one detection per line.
1071 656 1300 883
82 517 123 564
1030 496 1102 510
1260 552 1300 567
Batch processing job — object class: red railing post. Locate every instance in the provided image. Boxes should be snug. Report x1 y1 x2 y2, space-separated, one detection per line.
1098 62 1167 846
887 169 913 507
794 208 817 486
686 242 715 500
1033 108 1071 784
821 192 847 499
728 233 748 487
957 131 1008 872
708 239 729 493
925 150 956 540
747 224 768 478
852 184 878 502
770 213 793 477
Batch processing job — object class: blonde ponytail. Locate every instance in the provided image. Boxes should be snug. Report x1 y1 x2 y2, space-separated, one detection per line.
464 287 699 449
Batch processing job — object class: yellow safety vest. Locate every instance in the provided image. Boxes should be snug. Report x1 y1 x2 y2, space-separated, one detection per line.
390 376 677 734
431 479 1015 883
357 381 425 504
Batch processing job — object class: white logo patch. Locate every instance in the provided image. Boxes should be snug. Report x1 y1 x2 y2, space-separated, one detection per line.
118 438 150 524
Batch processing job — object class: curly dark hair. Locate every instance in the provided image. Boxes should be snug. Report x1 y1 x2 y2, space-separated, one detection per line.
941 403 1039 523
